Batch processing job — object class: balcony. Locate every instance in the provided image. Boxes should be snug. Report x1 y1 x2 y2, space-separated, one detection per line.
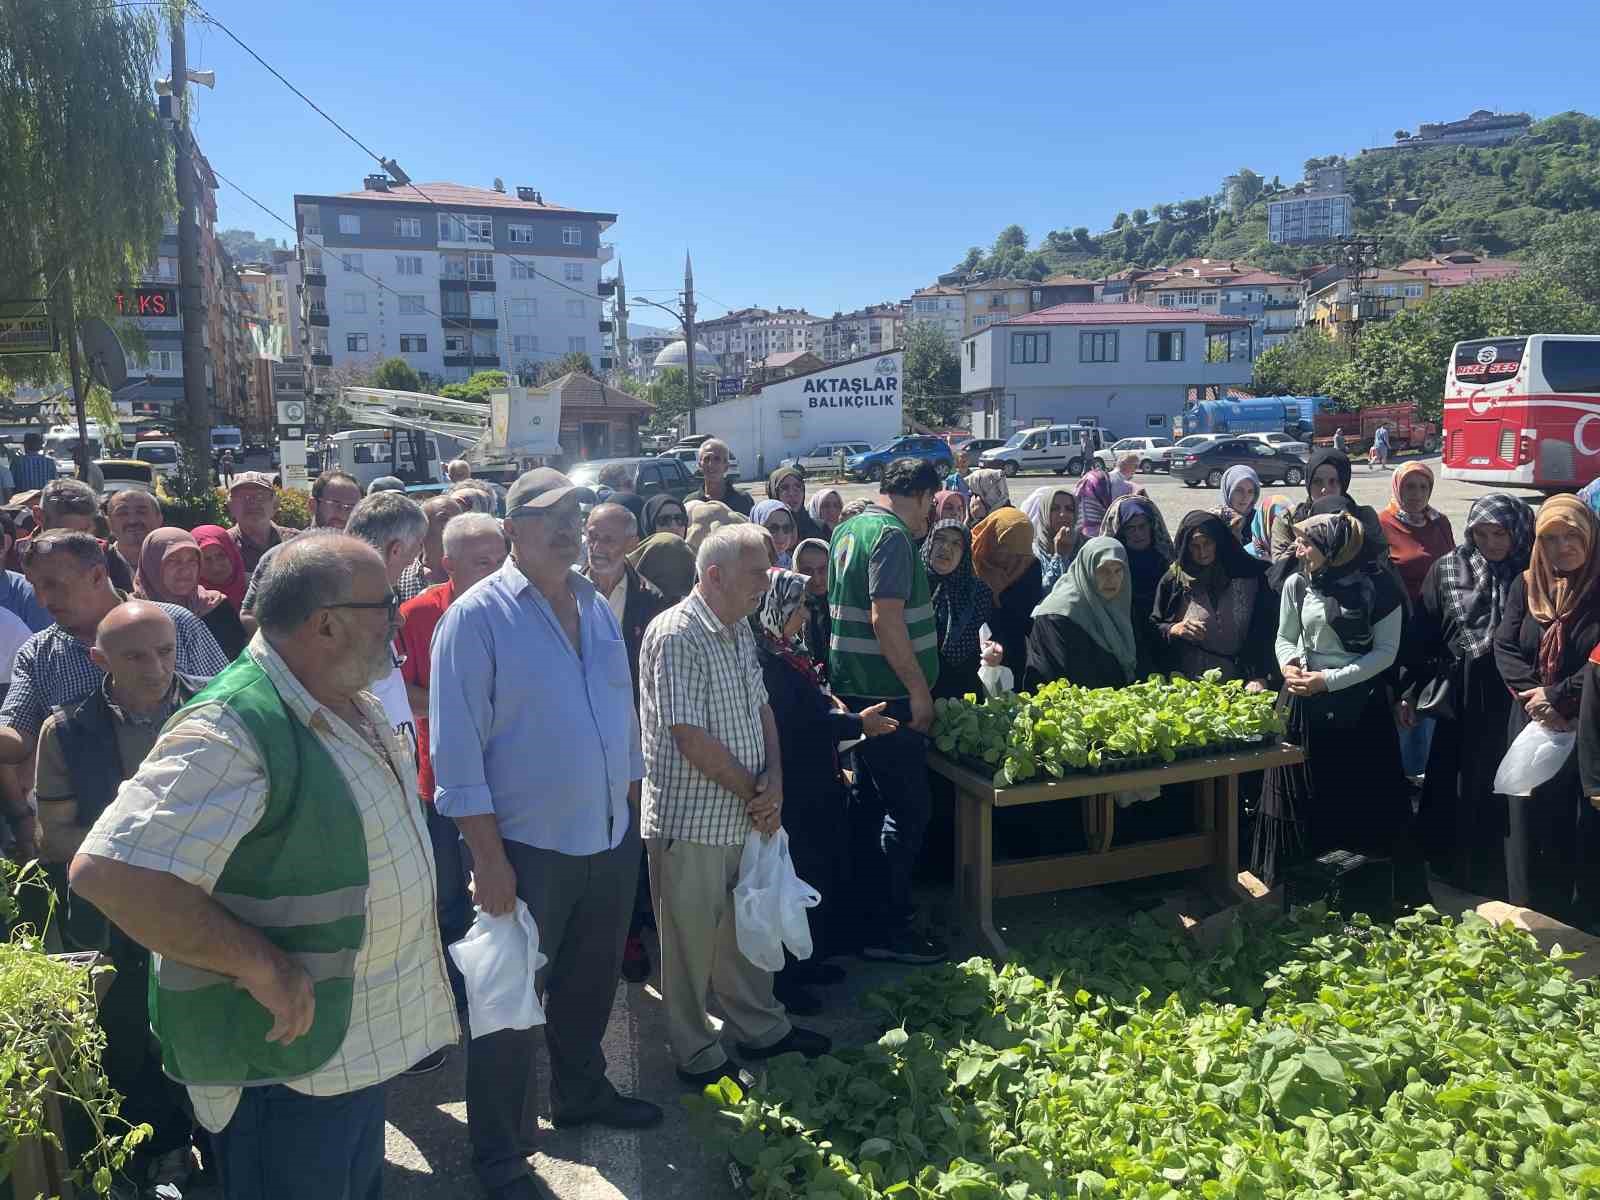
439 278 496 292
307 305 330 327
302 272 326 288
597 242 614 264
441 316 498 329
598 319 614 334
598 279 616 297
1264 299 1299 310
444 353 499 368
310 352 333 366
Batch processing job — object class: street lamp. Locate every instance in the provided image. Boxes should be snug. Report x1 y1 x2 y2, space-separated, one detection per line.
629 288 708 434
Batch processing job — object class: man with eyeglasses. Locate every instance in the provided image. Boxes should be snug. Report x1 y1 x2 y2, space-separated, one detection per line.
239 472 364 637
69 533 457 1200
689 438 753 516
227 473 298 577
432 469 661 1200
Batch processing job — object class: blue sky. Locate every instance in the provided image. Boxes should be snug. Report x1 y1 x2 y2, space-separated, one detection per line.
187 0 1596 320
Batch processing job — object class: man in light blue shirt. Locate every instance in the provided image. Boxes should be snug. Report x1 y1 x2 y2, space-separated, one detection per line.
430 468 662 1200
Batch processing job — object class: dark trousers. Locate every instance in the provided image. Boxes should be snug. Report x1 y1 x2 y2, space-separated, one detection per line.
427 802 471 1014
466 827 637 1190
216 1082 385 1200
839 696 931 936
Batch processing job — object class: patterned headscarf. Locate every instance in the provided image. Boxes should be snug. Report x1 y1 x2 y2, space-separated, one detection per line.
934 490 969 524
1434 493 1533 661
1033 536 1137 679
1525 495 1600 687
1386 461 1442 529
1021 485 1077 564
966 469 1010 514
755 568 823 687
1074 466 1114 538
922 518 991 670
971 507 1035 595
1249 495 1293 560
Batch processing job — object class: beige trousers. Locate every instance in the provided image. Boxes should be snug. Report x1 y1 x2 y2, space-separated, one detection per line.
646 837 790 1073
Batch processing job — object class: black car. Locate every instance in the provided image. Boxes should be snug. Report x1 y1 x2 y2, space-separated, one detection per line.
566 455 698 501
1171 438 1307 489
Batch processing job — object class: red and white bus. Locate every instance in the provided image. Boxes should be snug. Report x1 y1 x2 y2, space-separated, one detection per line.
1442 334 1600 492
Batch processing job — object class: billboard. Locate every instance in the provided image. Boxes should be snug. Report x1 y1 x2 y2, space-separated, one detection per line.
0 303 58 357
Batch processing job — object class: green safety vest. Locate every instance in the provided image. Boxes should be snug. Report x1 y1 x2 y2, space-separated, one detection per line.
149 653 368 1086
827 507 940 699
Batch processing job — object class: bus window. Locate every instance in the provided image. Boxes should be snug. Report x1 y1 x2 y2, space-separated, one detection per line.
1543 339 1600 394
353 443 378 465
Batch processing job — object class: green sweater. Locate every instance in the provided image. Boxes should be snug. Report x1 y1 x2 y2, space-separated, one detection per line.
826 507 940 699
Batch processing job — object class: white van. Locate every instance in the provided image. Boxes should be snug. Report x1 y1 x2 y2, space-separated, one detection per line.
132 439 183 481
977 424 1112 477
43 422 105 470
326 428 445 490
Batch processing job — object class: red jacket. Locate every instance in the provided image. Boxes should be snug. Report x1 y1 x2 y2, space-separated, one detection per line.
395 579 455 802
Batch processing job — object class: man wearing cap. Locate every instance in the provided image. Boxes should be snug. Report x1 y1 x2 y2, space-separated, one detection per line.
432 468 661 1200
227 473 297 576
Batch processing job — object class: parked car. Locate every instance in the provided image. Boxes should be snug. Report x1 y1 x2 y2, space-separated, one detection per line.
659 446 741 482
131 439 182 481
94 459 158 497
978 424 1113 477
1094 435 1176 474
568 455 699 500
1236 431 1311 457
844 435 954 482
1172 433 1226 454
778 441 872 477
954 437 1006 460
1170 439 1307 489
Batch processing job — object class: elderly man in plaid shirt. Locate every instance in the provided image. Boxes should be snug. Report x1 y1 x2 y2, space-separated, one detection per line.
639 523 831 1089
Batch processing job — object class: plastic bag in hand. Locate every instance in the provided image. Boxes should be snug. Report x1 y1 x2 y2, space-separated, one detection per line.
1493 720 1577 797
448 899 548 1039
733 829 820 972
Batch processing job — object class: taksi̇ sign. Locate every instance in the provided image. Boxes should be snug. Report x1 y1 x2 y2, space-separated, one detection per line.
0 303 58 357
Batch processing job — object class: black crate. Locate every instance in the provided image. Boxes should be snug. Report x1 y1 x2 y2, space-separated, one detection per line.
1281 849 1395 922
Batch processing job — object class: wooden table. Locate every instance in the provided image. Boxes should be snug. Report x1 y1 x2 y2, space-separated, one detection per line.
930 743 1306 961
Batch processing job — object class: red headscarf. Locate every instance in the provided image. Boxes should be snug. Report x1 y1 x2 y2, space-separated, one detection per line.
190 524 247 612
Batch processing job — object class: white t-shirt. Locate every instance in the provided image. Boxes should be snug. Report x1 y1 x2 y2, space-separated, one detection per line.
368 664 418 767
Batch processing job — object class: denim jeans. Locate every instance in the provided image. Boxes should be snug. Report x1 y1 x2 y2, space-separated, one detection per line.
216 1083 386 1200
839 696 931 935
1398 716 1435 778
427 802 471 1014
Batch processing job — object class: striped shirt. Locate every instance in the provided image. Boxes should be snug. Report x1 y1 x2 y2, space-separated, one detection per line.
639 589 769 845
11 452 58 493
78 635 455 1131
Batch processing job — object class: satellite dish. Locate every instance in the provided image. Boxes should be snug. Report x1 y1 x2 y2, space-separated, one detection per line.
78 318 128 390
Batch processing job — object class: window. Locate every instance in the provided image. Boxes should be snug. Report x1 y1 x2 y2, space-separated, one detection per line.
442 292 469 317
341 253 363 273
915 299 937 313
989 294 1007 308
1380 284 1397 297
562 226 581 245
511 260 531 279
346 333 368 352
1080 331 1118 362
306 251 323 274
1543 339 1600 393
465 215 491 243
471 332 495 355
568 336 587 353
1404 284 1424 299
1010 332 1049 364
565 298 585 318
394 217 421 239
507 298 536 318
467 252 494 281
444 334 466 353
1146 413 1167 429
966 341 976 370
438 213 491 243
973 314 990 328
1176 289 1198 306
469 291 496 319
338 213 360 235
563 262 583 282
395 255 423 276
507 223 535 245
1158 294 1176 307
512 334 539 353
399 335 427 353
1147 330 1185 361
344 292 366 314
1201 292 1217 305
399 294 425 315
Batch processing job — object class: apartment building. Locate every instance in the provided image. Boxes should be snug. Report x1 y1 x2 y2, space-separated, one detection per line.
1136 262 1302 359
1268 191 1353 245
904 285 964 345
809 304 903 363
962 278 1040 335
1394 252 1522 291
695 306 818 376
1301 270 1429 339
292 178 617 388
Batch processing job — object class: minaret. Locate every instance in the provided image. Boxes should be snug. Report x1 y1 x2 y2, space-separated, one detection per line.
683 252 698 434
613 259 629 381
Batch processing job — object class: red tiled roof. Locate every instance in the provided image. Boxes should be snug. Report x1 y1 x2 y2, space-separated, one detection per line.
1145 276 1227 291
1424 265 1523 287
962 277 1039 291
1042 273 1097 286
1221 270 1299 287
911 284 963 297
988 303 1251 329
314 181 616 220
549 372 651 412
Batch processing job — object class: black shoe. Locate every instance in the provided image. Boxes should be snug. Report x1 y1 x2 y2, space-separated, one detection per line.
403 1048 448 1075
620 934 651 984
737 1026 831 1060
551 1094 664 1130
485 1176 553 1200
788 961 846 986
772 978 822 1016
676 1062 738 1090
861 931 946 965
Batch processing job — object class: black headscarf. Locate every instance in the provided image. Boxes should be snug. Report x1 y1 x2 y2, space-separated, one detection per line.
641 493 689 537
922 518 992 670
1156 511 1267 625
1295 494 1404 653
1103 495 1172 616
1294 447 1353 520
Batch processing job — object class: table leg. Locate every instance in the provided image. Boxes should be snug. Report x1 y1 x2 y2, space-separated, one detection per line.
1208 771 1250 903
960 786 1005 962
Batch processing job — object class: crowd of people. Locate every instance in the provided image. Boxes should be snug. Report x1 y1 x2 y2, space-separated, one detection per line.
0 429 1592 1199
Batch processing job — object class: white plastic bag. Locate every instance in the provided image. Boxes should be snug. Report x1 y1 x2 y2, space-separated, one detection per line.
1493 721 1577 797
448 899 548 1038
977 623 1014 697
733 829 820 971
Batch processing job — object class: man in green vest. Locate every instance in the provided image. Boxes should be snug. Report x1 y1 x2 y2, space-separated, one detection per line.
70 533 458 1200
827 456 947 965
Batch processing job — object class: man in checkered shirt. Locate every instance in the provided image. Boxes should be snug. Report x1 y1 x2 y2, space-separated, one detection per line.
639 523 831 1089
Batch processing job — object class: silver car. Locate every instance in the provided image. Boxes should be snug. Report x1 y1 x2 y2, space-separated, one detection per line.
778 441 872 476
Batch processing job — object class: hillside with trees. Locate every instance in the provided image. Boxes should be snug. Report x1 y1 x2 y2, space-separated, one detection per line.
951 111 1600 281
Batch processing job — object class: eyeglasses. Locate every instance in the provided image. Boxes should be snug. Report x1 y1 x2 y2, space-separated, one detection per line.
766 520 795 534
317 497 357 514
326 592 401 622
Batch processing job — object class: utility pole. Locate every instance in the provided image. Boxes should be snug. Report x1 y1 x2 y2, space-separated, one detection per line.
171 6 212 490
682 252 698 435
613 260 629 382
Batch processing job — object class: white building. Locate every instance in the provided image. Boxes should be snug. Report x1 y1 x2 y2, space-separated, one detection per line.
809 304 903 363
960 304 1252 438
293 178 616 387
694 350 903 476
903 285 966 346
696 306 820 376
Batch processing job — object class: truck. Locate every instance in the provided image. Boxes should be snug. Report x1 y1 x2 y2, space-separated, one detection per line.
1181 397 1331 439
211 425 243 464
1312 404 1440 454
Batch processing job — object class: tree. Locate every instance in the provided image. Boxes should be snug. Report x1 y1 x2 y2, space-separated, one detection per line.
371 356 422 392
900 322 962 429
1131 208 1149 226
1251 329 1351 396
992 225 1028 254
1531 211 1600 304
643 367 694 432
217 229 285 263
1393 130 1412 142
1112 212 1129 229
1072 226 1092 247
439 369 509 402
1226 169 1265 214
541 350 596 382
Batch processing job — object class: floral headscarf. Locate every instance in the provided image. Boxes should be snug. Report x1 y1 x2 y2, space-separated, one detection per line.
755 568 823 687
1249 495 1293 560
922 518 991 670
1525 495 1600 687
966 468 1010 515
134 527 227 616
1385 461 1442 529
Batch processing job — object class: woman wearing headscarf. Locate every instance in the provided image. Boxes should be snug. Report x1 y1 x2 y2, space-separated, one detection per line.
751 498 799 567
806 487 844 540
1252 498 1409 886
1102 494 1172 669
640 494 691 539
192 523 247 613
754 569 898 1012
1492 495 1600 924
1074 461 1115 540
1021 484 1080 591
1267 447 1390 590
1154 511 1275 685
922 519 992 701
1401 494 1533 895
971 507 1041 681
1023 537 1143 691
135 527 249 659
768 465 823 542
1217 465 1260 545
627 533 697 604
933 490 969 526
965 468 1010 527
1248 495 1293 561
793 537 832 670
